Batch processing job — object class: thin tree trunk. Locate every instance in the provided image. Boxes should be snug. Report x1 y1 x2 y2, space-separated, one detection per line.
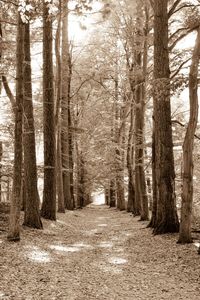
23 20 43 228
114 65 125 211
109 179 116 207
178 27 200 244
61 0 73 210
105 188 110 206
41 0 56 220
55 2 65 213
7 12 24 241
127 96 136 213
0 142 2 203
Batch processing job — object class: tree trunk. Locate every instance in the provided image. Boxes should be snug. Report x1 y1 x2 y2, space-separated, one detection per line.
126 96 136 213
178 27 200 243
7 12 24 241
105 188 110 206
57 124 65 212
77 154 84 208
134 4 149 221
61 0 73 210
114 65 125 211
0 142 2 203
153 0 179 234
109 179 116 207
55 3 65 213
41 0 56 220
23 20 43 229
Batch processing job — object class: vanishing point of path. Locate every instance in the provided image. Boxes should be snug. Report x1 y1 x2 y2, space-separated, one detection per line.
0 205 200 300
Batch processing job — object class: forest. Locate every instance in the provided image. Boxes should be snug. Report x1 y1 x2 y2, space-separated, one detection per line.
1 0 200 299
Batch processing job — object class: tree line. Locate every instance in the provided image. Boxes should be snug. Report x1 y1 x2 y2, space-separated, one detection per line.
1 0 200 245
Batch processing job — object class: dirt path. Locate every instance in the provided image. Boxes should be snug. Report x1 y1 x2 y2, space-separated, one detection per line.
0 205 200 300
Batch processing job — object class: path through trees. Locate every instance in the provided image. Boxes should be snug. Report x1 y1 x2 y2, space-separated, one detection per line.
1 205 200 299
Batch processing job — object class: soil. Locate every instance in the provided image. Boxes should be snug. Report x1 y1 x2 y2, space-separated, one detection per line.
0 204 200 300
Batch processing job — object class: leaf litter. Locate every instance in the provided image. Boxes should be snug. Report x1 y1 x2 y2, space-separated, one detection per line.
0 204 200 299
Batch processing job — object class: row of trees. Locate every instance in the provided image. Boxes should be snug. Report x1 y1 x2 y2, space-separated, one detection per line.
1 0 200 244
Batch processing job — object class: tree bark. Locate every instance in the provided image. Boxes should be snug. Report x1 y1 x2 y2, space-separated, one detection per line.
109 179 116 207
134 3 149 221
55 2 65 213
7 12 24 241
126 95 136 213
152 0 179 234
0 142 2 202
178 27 200 243
23 20 43 229
61 0 73 210
41 0 56 220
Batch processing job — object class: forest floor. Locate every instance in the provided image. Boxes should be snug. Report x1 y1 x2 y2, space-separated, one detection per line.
0 204 200 300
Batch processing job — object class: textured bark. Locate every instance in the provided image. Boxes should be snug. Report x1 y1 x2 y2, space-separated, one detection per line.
0 142 2 202
77 154 85 208
178 27 200 244
126 97 136 213
109 179 116 207
57 125 65 213
41 0 56 220
23 20 43 228
7 13 24 241
55 4 65 213
105 188 110 206
61 0 73 210
153 0 179 234
114 68 125 211
134 4 149 221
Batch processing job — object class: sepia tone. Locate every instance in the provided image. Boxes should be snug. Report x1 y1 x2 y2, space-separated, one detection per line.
1 0 200 299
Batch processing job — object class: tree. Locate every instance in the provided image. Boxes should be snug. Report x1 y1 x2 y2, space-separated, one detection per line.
7 12 24 241
150 0 179 234
178 26 200 244
61 0 74 210
23 13 43 228
41 0 56 220
55 1 65 213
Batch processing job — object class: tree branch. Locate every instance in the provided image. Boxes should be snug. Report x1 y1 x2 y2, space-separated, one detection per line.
168 0 182 19
172 119 200 140
169 26 198 51
170 58 191 79
2 76 16 113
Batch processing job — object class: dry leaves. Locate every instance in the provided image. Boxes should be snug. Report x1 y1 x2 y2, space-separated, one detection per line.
0 205 200 299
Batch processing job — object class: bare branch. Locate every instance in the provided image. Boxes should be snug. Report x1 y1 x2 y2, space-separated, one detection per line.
172 119 200 140
169 26 198 51
170 58 191 79
168 0 182 19
172 4 200 15
2 76 16 113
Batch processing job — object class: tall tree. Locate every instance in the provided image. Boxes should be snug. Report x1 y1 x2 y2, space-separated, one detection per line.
61 0 74 210
55 1 65 213
23 13 43 228
134 2 149 221
41 0 56 220
178 26 200 244
7 12 24 241
150 0 179 234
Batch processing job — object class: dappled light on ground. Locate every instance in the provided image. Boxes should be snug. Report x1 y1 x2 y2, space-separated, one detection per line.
71 242 94 250
0 292 5 299
49 244 80 253
108 257 127 265
98 241 113 248
1 205 200 299
26 248 51 263
98 223 108 227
